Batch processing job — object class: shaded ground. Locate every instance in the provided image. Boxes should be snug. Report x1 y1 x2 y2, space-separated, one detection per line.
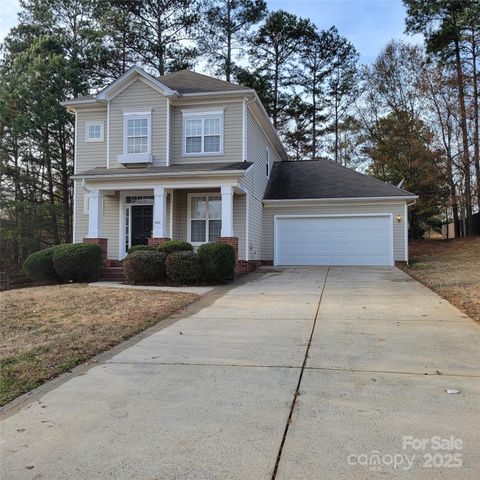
0 285 198 405
400 237 480 322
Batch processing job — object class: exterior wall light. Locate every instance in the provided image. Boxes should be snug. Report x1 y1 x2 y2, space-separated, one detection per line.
396 215 403 222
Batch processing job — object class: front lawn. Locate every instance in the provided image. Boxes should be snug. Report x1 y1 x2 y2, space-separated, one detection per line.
399 237 480 322
0 285 198 405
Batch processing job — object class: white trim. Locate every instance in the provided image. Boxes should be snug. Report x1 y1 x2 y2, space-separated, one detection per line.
242 98 248 162
74 111 78 174
404 202 409 263
273 213 394 267
73 171 246 181
106 102 110 168
182 111 224 157
122 109 153 116
72 181 77 242
169 189 174 237
166 98 170 166
84 121 104 143
245 191 250 261
187 192 222 246
180 109 224 116
264 196 418 205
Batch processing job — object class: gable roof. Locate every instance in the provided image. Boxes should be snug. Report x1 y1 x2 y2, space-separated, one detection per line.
264 160 416 200
158 70 251 94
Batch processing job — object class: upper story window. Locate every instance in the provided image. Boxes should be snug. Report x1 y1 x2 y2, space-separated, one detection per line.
124 114 151 154
182 110 224 156
119 112 153 165
265 147 271 178
85 121 104 142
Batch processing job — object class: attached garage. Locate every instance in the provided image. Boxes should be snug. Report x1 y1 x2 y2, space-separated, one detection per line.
275 214 394 266
263 160 418 266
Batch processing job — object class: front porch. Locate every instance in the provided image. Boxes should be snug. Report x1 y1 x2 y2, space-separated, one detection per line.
81 184 247 265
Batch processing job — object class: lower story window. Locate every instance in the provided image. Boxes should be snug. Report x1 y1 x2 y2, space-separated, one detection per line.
190 195 221 243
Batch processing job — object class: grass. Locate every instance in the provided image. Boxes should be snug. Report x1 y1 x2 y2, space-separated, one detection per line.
399 237 480 322
0 284 198 406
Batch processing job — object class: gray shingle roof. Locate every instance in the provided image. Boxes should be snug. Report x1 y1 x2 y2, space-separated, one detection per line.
264 160 415 200
74 162 252 178
158 70 249 94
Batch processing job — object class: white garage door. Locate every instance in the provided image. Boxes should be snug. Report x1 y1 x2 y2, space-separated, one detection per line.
275 214 394 266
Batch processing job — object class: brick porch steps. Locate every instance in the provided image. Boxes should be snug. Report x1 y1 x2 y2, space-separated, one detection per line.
101 266 125 281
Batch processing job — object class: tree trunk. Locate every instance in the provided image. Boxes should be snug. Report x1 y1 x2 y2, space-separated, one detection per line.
311 69 317 160
273 50 279 129
470 28 479 226
226 3 232 81
454 38 473 235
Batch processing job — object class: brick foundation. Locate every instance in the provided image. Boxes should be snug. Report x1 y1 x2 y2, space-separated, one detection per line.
83 238 108 265
148 237 171 247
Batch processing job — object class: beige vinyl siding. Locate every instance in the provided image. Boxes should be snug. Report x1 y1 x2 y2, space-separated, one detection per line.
238 109 281 261
263 202 407 262
75 110 107 172
109 79 167 167
73 182 119 259
233 194 246 260
171 101 243 164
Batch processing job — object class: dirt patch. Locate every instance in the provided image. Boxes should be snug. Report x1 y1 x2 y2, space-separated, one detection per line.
399 237 480 322
0 284 198 405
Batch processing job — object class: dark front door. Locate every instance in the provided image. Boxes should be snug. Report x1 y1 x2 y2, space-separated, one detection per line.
131 205 153 246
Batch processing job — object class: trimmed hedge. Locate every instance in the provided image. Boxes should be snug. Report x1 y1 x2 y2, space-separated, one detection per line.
124 250 166 284
127 245 155 254
23 246 61 282
157 240 193 256
166 251 201 285
52 243 102 282
197 242 235 283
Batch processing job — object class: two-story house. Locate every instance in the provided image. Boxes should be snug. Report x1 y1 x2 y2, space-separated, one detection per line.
64 67 417 271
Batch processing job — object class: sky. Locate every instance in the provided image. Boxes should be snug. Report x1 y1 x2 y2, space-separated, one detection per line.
0 0 422 65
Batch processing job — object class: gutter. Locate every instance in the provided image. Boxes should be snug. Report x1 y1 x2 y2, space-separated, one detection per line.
263 195 419 205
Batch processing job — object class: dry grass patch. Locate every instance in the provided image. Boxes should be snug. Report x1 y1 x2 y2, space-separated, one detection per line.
400 237 480 322
0 285 198 405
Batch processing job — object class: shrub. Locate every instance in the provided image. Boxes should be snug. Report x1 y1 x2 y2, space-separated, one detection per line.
127 244 155 254
197 242 235 283
124 250 166 284
157 240 193 256
52 243 102 282
23 247 61 282
166 251 201 285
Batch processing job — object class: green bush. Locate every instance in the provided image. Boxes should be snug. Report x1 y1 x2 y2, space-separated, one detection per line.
23 246 61 282
52 243 102 282
157 240 193 255
197 242 235 284
166 251 201 285
124 250 166 284
127 244 155 254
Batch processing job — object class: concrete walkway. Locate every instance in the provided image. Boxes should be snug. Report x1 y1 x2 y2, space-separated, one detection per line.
1 267 479 479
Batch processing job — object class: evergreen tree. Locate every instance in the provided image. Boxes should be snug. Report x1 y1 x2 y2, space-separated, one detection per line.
201 0 267 81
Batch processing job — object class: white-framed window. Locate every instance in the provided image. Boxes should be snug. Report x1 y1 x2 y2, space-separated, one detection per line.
123 113 151 155
183 111 223 156
188 194 222 244
265 147 271 178
85 121 104 142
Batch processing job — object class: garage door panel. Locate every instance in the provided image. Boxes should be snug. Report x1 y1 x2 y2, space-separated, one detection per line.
275 216 393 266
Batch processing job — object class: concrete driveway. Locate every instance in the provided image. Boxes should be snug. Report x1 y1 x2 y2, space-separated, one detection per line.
1 267 479 479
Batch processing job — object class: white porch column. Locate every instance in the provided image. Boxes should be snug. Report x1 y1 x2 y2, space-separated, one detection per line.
87 188 102 238
221 185 234 237
152 186 168 237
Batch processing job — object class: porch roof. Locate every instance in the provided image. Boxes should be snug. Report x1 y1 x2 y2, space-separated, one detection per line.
72 162 253 180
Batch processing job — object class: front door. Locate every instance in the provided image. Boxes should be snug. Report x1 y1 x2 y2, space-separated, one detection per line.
131 205 153 246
